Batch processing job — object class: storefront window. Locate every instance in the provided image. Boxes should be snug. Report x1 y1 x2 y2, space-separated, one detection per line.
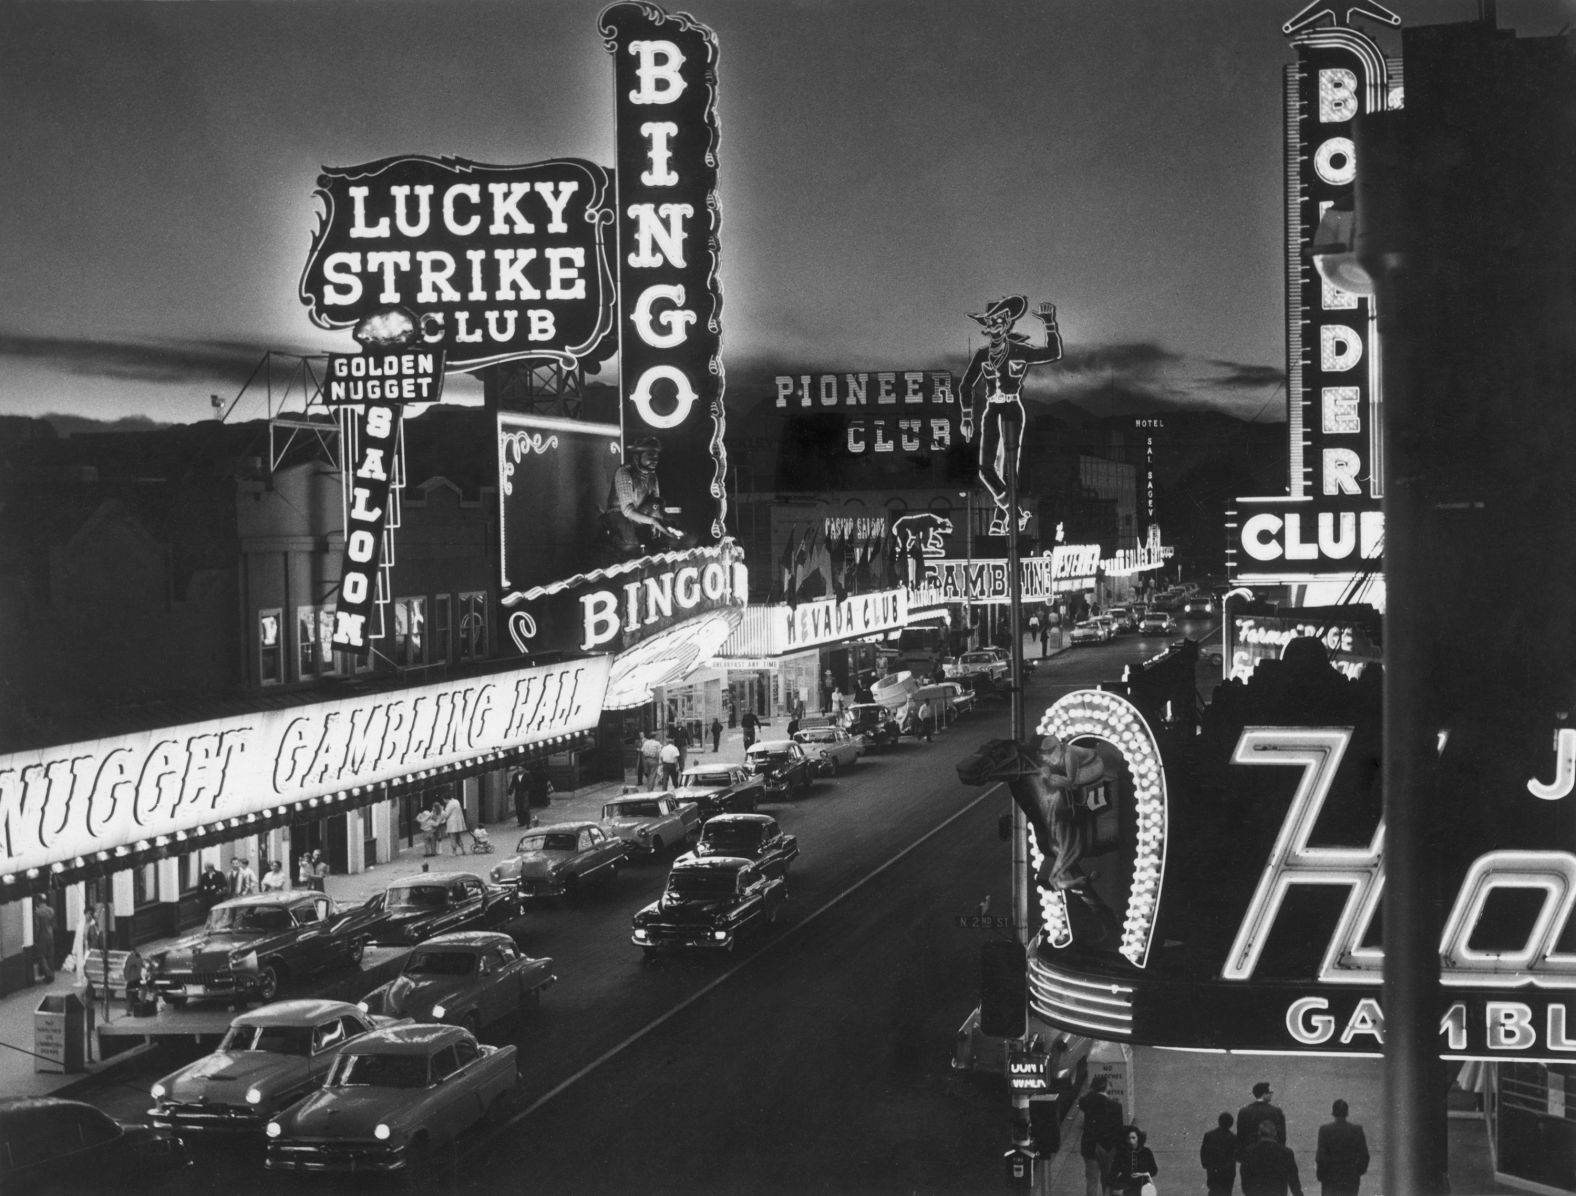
459 591 487 660
132 862 157 908
299 605 365 678
259 608 283 685
432 593 452 664
394 596 426 667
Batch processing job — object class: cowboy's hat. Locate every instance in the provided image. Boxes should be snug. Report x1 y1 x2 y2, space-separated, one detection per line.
967 294 1028 327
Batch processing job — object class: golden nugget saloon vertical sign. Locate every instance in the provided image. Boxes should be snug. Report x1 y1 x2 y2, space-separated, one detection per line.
600 2 726 542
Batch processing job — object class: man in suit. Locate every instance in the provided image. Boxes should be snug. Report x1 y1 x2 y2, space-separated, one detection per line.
1237 1081 1287 1159
1315 1099 1370 1196
1241 1120 1304 1196
1200 1111 1237 1195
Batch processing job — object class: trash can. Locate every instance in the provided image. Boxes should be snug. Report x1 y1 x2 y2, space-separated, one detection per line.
34 992 86 1074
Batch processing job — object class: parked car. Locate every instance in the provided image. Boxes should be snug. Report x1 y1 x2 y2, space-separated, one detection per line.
843 703 902 749
743 739 817 798
631 856 789 958
792 725 863 775
358 871 517 946
1 1098 189 1194
358 931 555 1032
263 1024 519 1175
673 763 764 816
600 793 703 856
1137 611 1176 636
683 813 799 879
149 999 397 1137
149 892 375 1008
1069 618 1113 645
953 650 1010 682
489 821 630 902
932 680 976 716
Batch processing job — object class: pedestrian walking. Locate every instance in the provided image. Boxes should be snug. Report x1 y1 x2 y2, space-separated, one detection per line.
442 791 469 855
1315 1099 1370 1196
637 732 661 787
917 698 935 742
741 709 759 750
1107 1125 1159 1196
227 856 245 897
528 761 552 808
1241 1120 1304 1196
199 863 230 909
234 857 258 896
658 736 682 789
509 767 531 827
70 907 102 994
310 850 330 892
672 721 690 771
1237 1081 1287 1159
1077 1074 1124 1196
32 900 57 982
297 853 315 888
786 714 800 738
260 860 288 892
1039 619 1051 657
710 717 723 752
1201 1111 1237 1195
417 802 441 856
122 948 144 1012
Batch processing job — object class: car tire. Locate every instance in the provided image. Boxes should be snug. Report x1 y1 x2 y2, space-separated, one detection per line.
560 875 580 906
649 835 664 856
827 757 840 777
347 938 366 966
256 962 285 1003
163 995 186 1009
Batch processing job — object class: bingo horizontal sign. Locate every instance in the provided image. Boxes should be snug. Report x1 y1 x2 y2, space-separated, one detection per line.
0 657 610 877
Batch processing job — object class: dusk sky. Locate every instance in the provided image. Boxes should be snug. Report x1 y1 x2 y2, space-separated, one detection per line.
2 0 1565 430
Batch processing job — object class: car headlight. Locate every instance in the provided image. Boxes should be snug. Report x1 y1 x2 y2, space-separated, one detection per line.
150 1082 166 1100
712 929 728 941
245 1086 264 1105
490 867 501 881
374 1123 392 1141
265 1122 282 1139
356 1000 370 1013
633 928 648 941
431 1003 447 1020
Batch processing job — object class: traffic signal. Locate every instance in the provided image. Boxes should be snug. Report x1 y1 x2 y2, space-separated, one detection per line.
979 940 1026 1037
1028 1095 1062 1153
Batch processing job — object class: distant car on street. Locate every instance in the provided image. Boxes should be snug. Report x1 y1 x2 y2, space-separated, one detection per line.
264 1024 519 1176
792 725 863 775
1105 607 1138 633
2 1098 189 1194
358 931 555 1032
358 871 517 946
1137 611 1176 636
743 739 817 798
673 763 764 817
1180 596 1216 618
149 999 398 1136
1069 618 1113 645
683 813 799 879
489 821 629 902
631 855 790 958
954 650 1010 682
843 703 903 749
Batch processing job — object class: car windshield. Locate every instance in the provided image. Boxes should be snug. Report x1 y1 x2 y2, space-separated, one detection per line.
405 951 476 977
750 751 790 765
682 771 731 787
605 801 662 819
668 872 739 898
701 825 763 851
798 730 833 743
328 1052 431 1088
219 1024 313 1055
387 884 449 912
518 832 577 853
207 905 292 934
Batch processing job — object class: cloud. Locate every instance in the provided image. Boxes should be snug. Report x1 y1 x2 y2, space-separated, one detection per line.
0 329 313 387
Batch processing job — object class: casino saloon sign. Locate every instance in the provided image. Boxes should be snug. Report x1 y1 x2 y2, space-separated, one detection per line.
1014 648 1576 1063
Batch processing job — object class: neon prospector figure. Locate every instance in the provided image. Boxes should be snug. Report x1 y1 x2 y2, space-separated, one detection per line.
958 295 1063 535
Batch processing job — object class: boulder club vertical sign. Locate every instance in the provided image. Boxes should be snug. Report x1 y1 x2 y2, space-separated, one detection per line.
601 2 726 543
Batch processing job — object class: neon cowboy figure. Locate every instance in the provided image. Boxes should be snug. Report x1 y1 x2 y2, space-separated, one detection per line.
959 295 1063 535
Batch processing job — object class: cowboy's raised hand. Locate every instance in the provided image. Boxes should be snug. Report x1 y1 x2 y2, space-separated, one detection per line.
1036 301 1057 324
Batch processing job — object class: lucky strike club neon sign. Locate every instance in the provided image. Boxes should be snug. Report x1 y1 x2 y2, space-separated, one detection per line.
1026 693 1576 1059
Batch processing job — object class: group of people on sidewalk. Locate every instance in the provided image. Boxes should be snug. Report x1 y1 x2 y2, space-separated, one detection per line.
1078 1076 1371 1196
197 852 320 908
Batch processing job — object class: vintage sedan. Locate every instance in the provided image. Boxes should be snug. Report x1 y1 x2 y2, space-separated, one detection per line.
843 703 902 749
1 1098 188 1194
600 793 702 856
149 999 397 1136
1069 618 1113 645
489 821 629 902
792 725 862 775
358 932 555 1032
1137 611 1176 636
149 892 374 1008
683 813 799 880
263 1024 518 1175
743 739 816 799
358 871 517 946
632 856 789 957
672 763 764 817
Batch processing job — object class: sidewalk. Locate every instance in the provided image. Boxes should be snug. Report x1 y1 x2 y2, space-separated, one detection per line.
0 735 764 1102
